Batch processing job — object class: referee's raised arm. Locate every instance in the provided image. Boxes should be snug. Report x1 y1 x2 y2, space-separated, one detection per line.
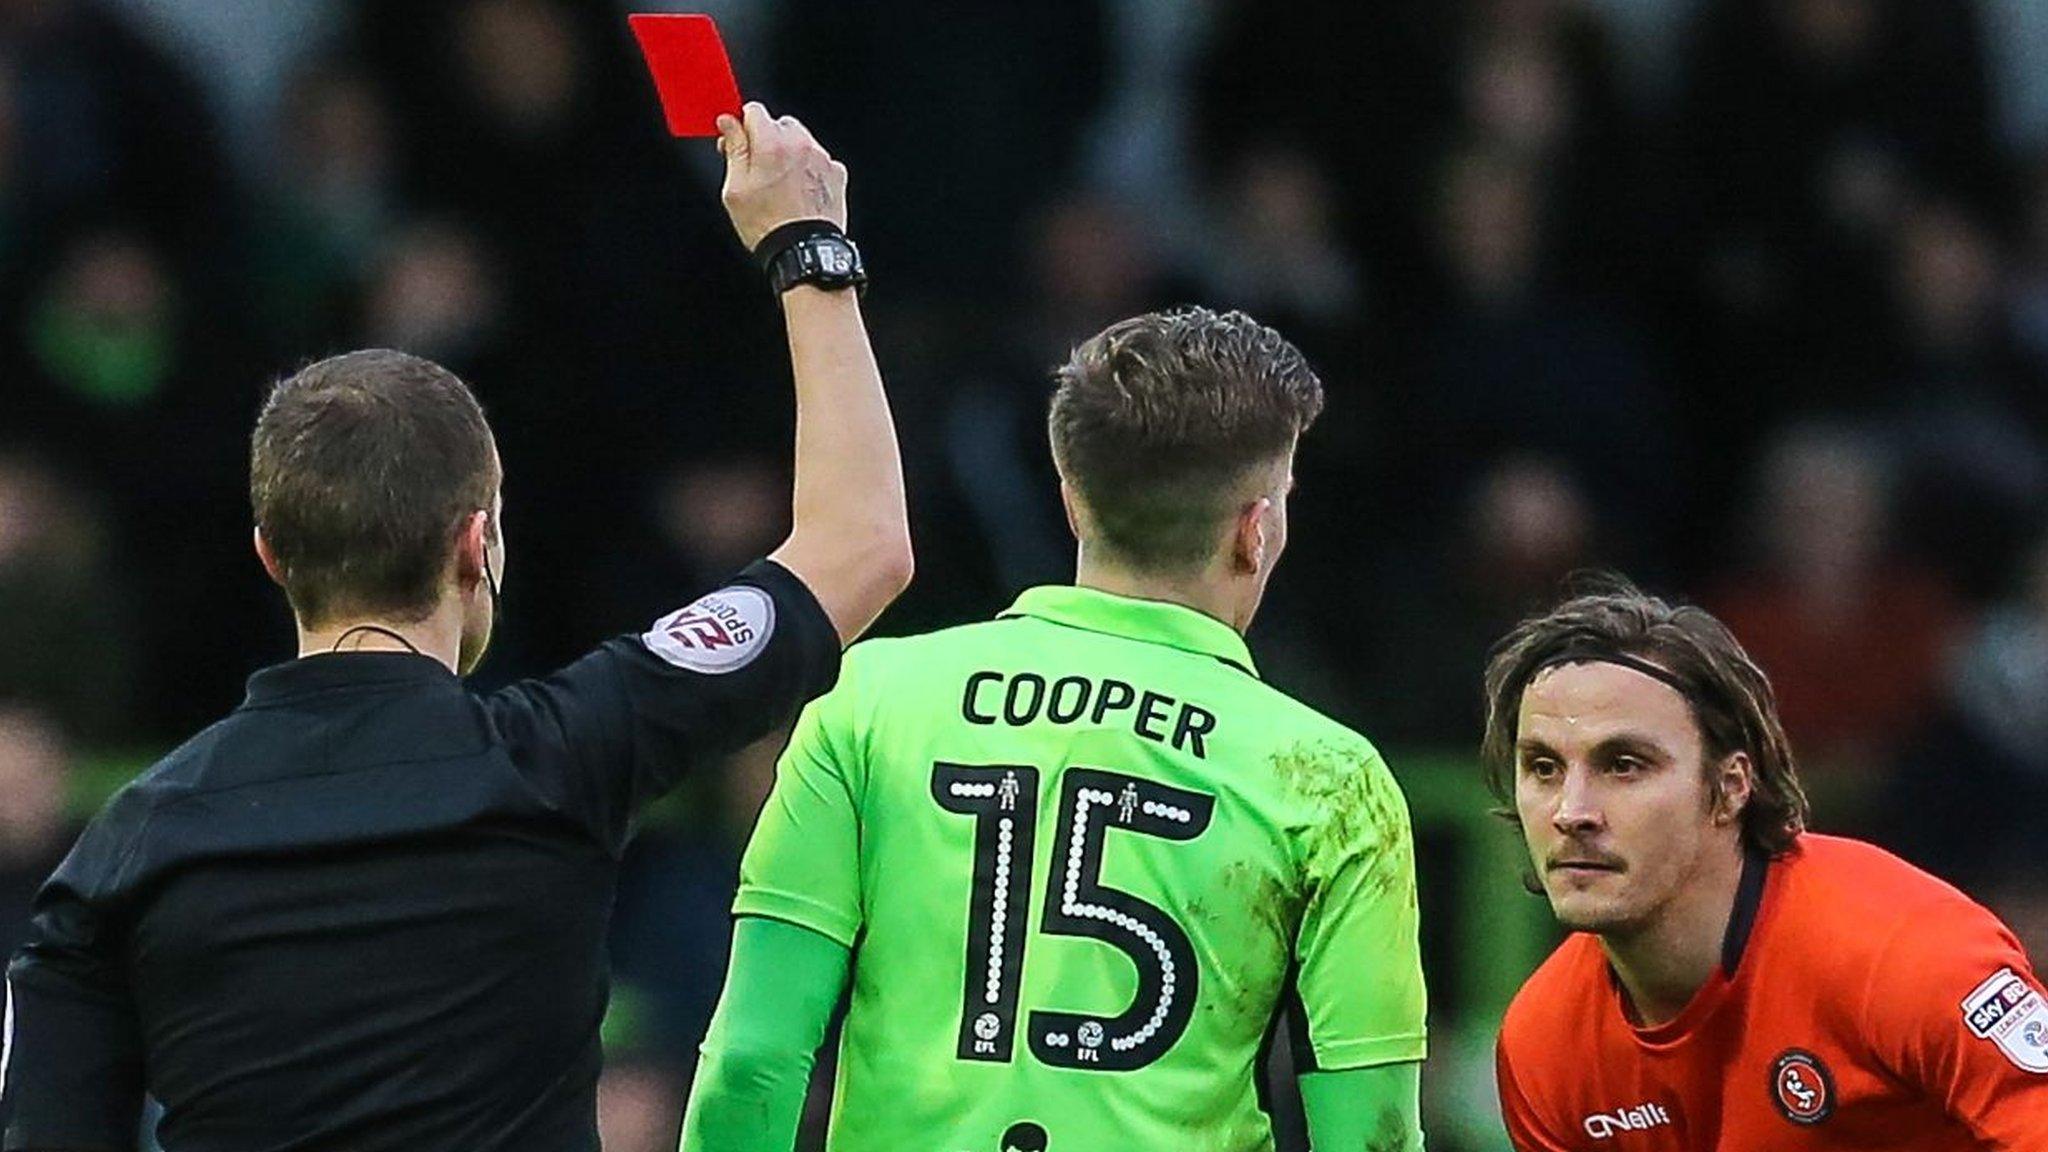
0 103 910 1152
718 103 913 643
481 105 911 844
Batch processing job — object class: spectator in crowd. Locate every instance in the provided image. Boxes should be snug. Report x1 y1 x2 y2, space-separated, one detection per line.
2007 151 2048 408
0 704 77 963
351 218 590 670
1453 0 1641 292
349 0 717 436
0 57 21 295
1945 529 2048 820
352 0 658 238
1195 145 1364 369
586 456 787 640
1709 425 1959 807
1351 454 1603 745
595 451 819 1149
1678 0 2002 326
1886 525 2048 958
1399 143 1675 544
11 231 258 731
247 62 401 354
943 190 1170 595
1876 200 2048 597
0 0 233 270
767 0 1110 301
607 728 788 1073
1883 201 2038 416
0 450 134 740
1193 1 1455 291
358 220 504 369
21 231 185 423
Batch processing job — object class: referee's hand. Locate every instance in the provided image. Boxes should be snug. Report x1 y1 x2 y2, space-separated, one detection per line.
717 102 849 252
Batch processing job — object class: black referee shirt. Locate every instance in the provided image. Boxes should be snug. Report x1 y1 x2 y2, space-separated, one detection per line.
0 560 838 1152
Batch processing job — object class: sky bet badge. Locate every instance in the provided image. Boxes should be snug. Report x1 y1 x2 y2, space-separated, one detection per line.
1963 967 2048 1073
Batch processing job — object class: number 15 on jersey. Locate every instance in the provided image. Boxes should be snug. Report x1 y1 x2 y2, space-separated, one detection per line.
932 762 1217 1072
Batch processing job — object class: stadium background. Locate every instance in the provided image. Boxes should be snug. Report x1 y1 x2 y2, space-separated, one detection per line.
4 0 2048 1147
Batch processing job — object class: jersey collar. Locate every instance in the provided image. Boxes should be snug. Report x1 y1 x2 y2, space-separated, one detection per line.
244 651 457 706
1617 842 1781 1047
999 585 1259 677
1719 843 1772 975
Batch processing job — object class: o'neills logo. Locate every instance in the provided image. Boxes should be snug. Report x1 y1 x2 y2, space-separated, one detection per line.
1582 1102 1673 1139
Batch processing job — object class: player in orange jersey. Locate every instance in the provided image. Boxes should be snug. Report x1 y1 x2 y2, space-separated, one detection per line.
1484 575 2048 1150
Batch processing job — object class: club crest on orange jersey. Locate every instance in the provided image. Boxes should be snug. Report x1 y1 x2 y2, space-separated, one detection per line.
1962 966 2048 1073
1769 1049 1834 1125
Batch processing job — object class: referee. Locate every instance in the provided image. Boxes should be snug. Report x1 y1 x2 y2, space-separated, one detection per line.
0 104 908 1152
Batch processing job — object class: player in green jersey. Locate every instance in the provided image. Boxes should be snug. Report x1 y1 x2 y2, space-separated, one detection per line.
678 307 1427 1152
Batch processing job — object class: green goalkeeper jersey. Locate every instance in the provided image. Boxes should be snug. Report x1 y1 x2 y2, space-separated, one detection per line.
734 585 1427 1152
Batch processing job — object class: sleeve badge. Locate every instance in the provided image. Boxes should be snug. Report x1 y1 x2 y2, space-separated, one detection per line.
1962 966 2048 1073
642 585 777 673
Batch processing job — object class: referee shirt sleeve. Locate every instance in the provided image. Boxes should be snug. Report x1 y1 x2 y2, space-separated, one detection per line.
487 559 841 852
1 815 146 1152
730 659 866 947
1288 741 1428 1071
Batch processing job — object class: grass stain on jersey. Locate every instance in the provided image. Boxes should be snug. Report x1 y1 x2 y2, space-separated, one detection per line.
1219 859 1299 933
1271 741 1408 903
1365 1102 1417 1152
1214 859 1299 1031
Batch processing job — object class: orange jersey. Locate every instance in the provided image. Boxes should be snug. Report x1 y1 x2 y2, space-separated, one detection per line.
1496 834 2048 1150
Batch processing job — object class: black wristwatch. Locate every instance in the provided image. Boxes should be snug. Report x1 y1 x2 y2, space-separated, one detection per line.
756 220 868 296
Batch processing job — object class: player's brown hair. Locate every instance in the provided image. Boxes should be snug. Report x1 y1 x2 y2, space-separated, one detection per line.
1479 573 1810 856
250 349 499 629
1048 307 1324 573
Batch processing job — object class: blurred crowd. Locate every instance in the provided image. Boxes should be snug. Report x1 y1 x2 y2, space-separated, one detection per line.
6 1 2048 1149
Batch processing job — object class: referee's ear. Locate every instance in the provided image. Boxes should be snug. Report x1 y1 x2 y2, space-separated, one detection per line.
254 526 288 589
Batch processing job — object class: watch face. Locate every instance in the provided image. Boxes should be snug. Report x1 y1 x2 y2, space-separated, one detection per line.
774 235 862 293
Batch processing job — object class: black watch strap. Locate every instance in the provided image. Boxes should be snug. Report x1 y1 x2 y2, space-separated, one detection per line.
753 220 867 295
753 220 841 271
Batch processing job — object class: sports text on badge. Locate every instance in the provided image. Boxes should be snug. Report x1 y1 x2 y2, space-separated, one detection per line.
643 586 777 673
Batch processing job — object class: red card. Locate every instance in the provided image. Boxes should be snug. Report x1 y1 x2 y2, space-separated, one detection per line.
628 14 743 138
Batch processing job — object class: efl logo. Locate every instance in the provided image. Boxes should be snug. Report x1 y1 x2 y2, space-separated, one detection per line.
1962 967 2048 1073
643 586 775 673
1581 1101 1672 1139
